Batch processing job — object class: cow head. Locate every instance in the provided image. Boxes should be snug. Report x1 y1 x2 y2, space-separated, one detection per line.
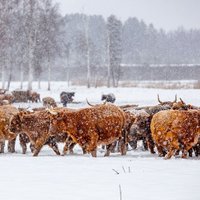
157 94 177 107
101 94 107 101
49 110 66 134
9 112 24 133
172 98 193 110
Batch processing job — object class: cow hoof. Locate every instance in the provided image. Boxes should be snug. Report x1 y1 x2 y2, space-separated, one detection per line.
181 155 187 159
164 154 171 159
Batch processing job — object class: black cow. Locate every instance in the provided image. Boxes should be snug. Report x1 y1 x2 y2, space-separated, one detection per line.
101 93 116 103
60 91 75 107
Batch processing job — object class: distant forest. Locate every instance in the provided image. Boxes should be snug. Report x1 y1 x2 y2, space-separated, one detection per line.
0 0 200 89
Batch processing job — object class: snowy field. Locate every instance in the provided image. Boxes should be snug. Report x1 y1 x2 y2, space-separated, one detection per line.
1 82 200 200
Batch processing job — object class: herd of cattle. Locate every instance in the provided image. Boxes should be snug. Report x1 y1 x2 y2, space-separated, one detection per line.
0 89 200 159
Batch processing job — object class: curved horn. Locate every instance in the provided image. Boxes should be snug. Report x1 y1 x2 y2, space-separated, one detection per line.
157 94 163 104
86 98 94 107
173 94 177 103
103 100 107 105
179 98 185 105
46 108 58 115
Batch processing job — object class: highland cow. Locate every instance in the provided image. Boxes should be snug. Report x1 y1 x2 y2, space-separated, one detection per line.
101 93 116 103
151 109 200 159
60 91 75 107
50 103 126 157
42 97 57 108
9 110 60 156
0 105 19 153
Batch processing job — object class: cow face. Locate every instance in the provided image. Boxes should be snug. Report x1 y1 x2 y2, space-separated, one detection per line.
101 95 106 101
49 112 67 134
9 113 23 133
157 94 177 107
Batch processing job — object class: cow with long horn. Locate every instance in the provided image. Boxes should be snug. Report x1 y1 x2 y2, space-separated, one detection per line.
49 103 127 157
151 109 200 159
157 94 177 106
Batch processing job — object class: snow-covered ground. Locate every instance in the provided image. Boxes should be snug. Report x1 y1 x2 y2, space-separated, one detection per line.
1 82 200 200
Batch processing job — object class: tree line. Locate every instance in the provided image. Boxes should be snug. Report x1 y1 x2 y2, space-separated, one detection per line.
0 0 200 90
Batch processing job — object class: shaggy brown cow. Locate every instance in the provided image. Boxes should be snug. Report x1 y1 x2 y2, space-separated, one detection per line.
9 110 61 156
127 109 151 151
104 109 136 156
50 103 126 157
129 98 193 154
151 109 200 159
27 90 41 103
42 97 57 108
10 107 81 156
0 105 19 153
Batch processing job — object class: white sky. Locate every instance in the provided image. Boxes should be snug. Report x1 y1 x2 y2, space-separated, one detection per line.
54 0 200 31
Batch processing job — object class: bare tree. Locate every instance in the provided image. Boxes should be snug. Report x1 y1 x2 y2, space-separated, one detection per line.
21 0 40 90
39 0 62 90
83 15 91 88
107 15 122 87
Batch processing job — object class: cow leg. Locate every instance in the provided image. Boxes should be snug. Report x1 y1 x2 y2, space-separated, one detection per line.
147 136 155 154
104 141 117 156
175 150 180 156
33 138 47 156
119 137 127 156
82 147 87 154
62 136 74 155
67 137 76 154
142 138 148 151
117 141 128 153
182 144 194 159
91 149 97 157
69 142 76 154
0 139 5 153
117 140 121 152
104 143 114 157
193 145 200 157
30 143 35 153
8 138 16 153
47 138 60 155
111 141 117 153
165 138 180 159
182 149 188 159
188 148 193 157
128 140 137 150
164 148 176 159
156 144 166 157
62 142 69 156
19 134 28 154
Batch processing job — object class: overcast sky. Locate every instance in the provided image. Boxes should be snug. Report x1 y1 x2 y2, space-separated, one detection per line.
54 0 200 31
